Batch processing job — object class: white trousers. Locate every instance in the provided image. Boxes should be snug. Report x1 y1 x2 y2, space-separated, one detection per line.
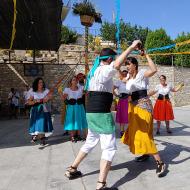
80 129 117 162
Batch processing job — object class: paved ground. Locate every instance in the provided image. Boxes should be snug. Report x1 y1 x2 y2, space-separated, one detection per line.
0 106 190 190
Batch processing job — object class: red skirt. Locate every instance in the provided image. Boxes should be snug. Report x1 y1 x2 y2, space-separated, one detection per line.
153 99 174 121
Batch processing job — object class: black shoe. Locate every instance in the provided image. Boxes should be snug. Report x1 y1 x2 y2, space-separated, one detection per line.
76 136 83 141
135 154 150 162
40 137 46 146
30 135 38 143
96 181 118 190
96 181 107 190
120 131 124 138
63 131 69 136
156 130 160 135
65 166 82 180
167 129 172 134
156 161 166 177
97 188 118 190
71 137 77 143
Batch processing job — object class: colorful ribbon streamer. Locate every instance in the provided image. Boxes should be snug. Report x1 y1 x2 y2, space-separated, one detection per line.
147 44 176 53
176 39 190 47
10 0 17 49
148 52 190 56
129 39 190 56
115 0 121 54
147 39 190 53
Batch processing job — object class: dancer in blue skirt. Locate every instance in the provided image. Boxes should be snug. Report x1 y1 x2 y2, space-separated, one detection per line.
60 76 88 142
28 77 53 145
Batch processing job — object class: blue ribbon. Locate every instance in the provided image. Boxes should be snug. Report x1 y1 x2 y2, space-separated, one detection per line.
147 44 176 53
130 44 176 55
131 50 139 55
114 0 175 55
84 55 115 91
115 0 121 54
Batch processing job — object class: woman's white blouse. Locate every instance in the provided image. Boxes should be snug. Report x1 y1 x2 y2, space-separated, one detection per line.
63 87 83 99
31 89 49 100
114 79 129 94
155 84 173 95
126 69 149 93
30 89 51 112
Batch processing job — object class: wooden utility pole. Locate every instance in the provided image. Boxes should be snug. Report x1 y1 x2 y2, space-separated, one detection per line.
85 26 89 75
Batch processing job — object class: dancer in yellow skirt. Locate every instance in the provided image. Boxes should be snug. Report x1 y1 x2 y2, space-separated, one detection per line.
121 49 166 177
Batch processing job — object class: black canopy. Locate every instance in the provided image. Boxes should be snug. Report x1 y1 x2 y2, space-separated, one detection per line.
0 0 63 51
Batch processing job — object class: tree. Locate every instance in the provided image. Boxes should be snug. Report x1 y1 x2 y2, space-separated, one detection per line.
174 32 190 66
145 28 174 65
88 34 95 50
100 22 117 44
133 26 149 45
100 21 149 49
61 26 78 44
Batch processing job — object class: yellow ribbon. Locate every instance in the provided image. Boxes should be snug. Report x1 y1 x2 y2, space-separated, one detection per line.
10 0 17 49
58 85 63 93
148 52 190 56
176 39 190 47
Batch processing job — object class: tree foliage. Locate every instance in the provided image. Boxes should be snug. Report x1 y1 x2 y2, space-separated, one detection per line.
145 28 174 65
174 32 190 66
61 26 78 44
100 21 149 49
100 22 117 44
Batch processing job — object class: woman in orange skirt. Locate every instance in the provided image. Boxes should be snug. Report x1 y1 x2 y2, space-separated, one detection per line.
121 49 166 177
150 75 183 134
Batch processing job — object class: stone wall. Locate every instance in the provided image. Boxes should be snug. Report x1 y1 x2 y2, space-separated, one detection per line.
0 63 72 116
173 66 190 106
139 65 190 106
0 45 190 117
0 45 94 117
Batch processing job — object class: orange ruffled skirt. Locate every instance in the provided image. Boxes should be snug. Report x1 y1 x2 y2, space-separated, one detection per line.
121 102 158 155
153 99 174 121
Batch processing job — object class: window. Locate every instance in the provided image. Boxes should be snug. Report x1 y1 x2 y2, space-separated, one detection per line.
24 64 44 76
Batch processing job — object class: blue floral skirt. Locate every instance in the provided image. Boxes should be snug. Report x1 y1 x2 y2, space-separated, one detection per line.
29 104 53 135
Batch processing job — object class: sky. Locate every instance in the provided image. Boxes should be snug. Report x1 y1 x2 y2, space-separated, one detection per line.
63 0 190 39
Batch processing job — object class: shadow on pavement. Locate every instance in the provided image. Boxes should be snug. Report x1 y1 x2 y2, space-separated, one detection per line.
82 138 190 188
0 118 70 149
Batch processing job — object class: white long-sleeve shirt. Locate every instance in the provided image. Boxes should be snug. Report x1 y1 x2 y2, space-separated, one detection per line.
88 62 117 93
114 79 129 94
63 87 83 100
8 91 20 106
30 89 51 112
126 69 149 93
154 84 173 96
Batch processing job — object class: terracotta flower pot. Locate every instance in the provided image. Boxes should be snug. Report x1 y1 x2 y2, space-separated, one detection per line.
80 15 95 27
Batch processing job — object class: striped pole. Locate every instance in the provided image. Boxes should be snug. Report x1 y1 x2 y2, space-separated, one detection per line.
85 26 89 75
115 0 121 54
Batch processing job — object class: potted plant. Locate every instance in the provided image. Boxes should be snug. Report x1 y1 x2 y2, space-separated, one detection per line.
72 0 102 27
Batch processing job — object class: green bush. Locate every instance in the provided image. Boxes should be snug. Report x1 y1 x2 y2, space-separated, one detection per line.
61 26 78 44
174 32 190 66
100 21 149 49
145 28 174 65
